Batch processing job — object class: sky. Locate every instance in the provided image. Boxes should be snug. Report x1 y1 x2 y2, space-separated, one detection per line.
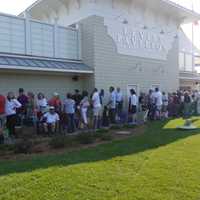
0 0 36 15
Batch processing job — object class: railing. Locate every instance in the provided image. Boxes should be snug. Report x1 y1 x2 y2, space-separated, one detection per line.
0 13 80 60
168 0 200 14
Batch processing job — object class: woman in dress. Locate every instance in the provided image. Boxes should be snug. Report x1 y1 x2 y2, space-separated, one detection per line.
80 91 90 129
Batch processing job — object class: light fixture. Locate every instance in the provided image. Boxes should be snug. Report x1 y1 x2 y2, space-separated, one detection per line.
122 19 128 24
72 75 79 81
174 34 178 39
143 25 148 30
160 30 165 34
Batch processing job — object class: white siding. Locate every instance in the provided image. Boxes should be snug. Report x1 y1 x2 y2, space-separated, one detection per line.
30 21 54 57
80 16 179 101
57 27 79 59
0 15 25 54
0 13 80 60
0 71 88 98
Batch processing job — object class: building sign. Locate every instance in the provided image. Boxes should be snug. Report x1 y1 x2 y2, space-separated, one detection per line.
104 19 176 60
115 28 164 51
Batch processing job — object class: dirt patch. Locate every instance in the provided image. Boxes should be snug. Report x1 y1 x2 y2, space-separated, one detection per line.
0 125 146 161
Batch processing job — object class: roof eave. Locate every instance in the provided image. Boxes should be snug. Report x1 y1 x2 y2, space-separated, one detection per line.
160 0 200 23
21 0 200 24
0 65 94 74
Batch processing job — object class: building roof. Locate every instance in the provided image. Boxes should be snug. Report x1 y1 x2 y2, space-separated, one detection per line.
0 54 93 74
22 0 200 24
159 0 200 23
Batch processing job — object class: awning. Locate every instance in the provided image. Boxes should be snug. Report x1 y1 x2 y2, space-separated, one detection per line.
179 71 200 82
0 54 93 74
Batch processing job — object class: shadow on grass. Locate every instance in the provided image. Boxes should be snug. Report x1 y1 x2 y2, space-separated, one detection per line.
0 120 200 176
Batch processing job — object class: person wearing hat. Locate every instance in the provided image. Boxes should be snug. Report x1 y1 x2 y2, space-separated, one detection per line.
42 106 60 135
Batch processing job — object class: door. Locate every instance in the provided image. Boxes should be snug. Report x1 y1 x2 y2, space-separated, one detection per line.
151 84 160 91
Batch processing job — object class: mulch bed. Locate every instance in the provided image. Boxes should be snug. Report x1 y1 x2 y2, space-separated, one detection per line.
0 125 146 161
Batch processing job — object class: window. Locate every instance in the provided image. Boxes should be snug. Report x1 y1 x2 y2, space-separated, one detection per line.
179 52 185 70
185 53 193 71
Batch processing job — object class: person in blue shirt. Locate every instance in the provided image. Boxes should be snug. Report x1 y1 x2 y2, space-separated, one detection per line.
64 93 76 133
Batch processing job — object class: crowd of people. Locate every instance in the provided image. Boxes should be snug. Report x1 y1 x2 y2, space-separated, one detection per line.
0 87 200 141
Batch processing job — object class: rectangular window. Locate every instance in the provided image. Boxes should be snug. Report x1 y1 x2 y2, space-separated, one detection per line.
185 53 193 71
179 52 185 70
127 85 139 98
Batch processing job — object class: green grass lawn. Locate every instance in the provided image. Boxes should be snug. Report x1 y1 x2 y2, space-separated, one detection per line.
1 119 200 200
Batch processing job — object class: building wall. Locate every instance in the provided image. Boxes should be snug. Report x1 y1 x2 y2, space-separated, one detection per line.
0 71 88 99
81 16 179 100
80 17 95 93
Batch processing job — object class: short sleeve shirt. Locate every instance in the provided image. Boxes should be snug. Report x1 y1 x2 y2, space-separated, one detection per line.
44 112 60 123
109 91 116 109
92 92 101 108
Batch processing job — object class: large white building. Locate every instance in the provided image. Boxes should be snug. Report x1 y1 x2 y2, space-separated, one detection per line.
179 25 200 90
0 0 200 101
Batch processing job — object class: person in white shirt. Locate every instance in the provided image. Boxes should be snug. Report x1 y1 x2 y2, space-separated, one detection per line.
5 92 22 136
80 91 90 128
153 88 163 119
129 89 138 124
37 93 48 114
162 92 168 119
107 86 116 124
42 106 60 134
116 87 123 121
92 88 101 129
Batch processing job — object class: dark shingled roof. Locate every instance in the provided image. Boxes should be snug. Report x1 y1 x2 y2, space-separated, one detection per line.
0 55 93 73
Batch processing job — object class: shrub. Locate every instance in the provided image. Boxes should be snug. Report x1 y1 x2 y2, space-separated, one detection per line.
17 127 36 140
14 139 33 154
98 132 113 141
0 144 15 152
49 136 74 149
76 132 95 144
110 125 122 130
123 124 136 129
95 128 109 134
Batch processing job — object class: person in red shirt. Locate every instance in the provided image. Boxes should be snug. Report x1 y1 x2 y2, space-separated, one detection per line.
48 93 62 113
0 94 6 140
0 94 5 115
